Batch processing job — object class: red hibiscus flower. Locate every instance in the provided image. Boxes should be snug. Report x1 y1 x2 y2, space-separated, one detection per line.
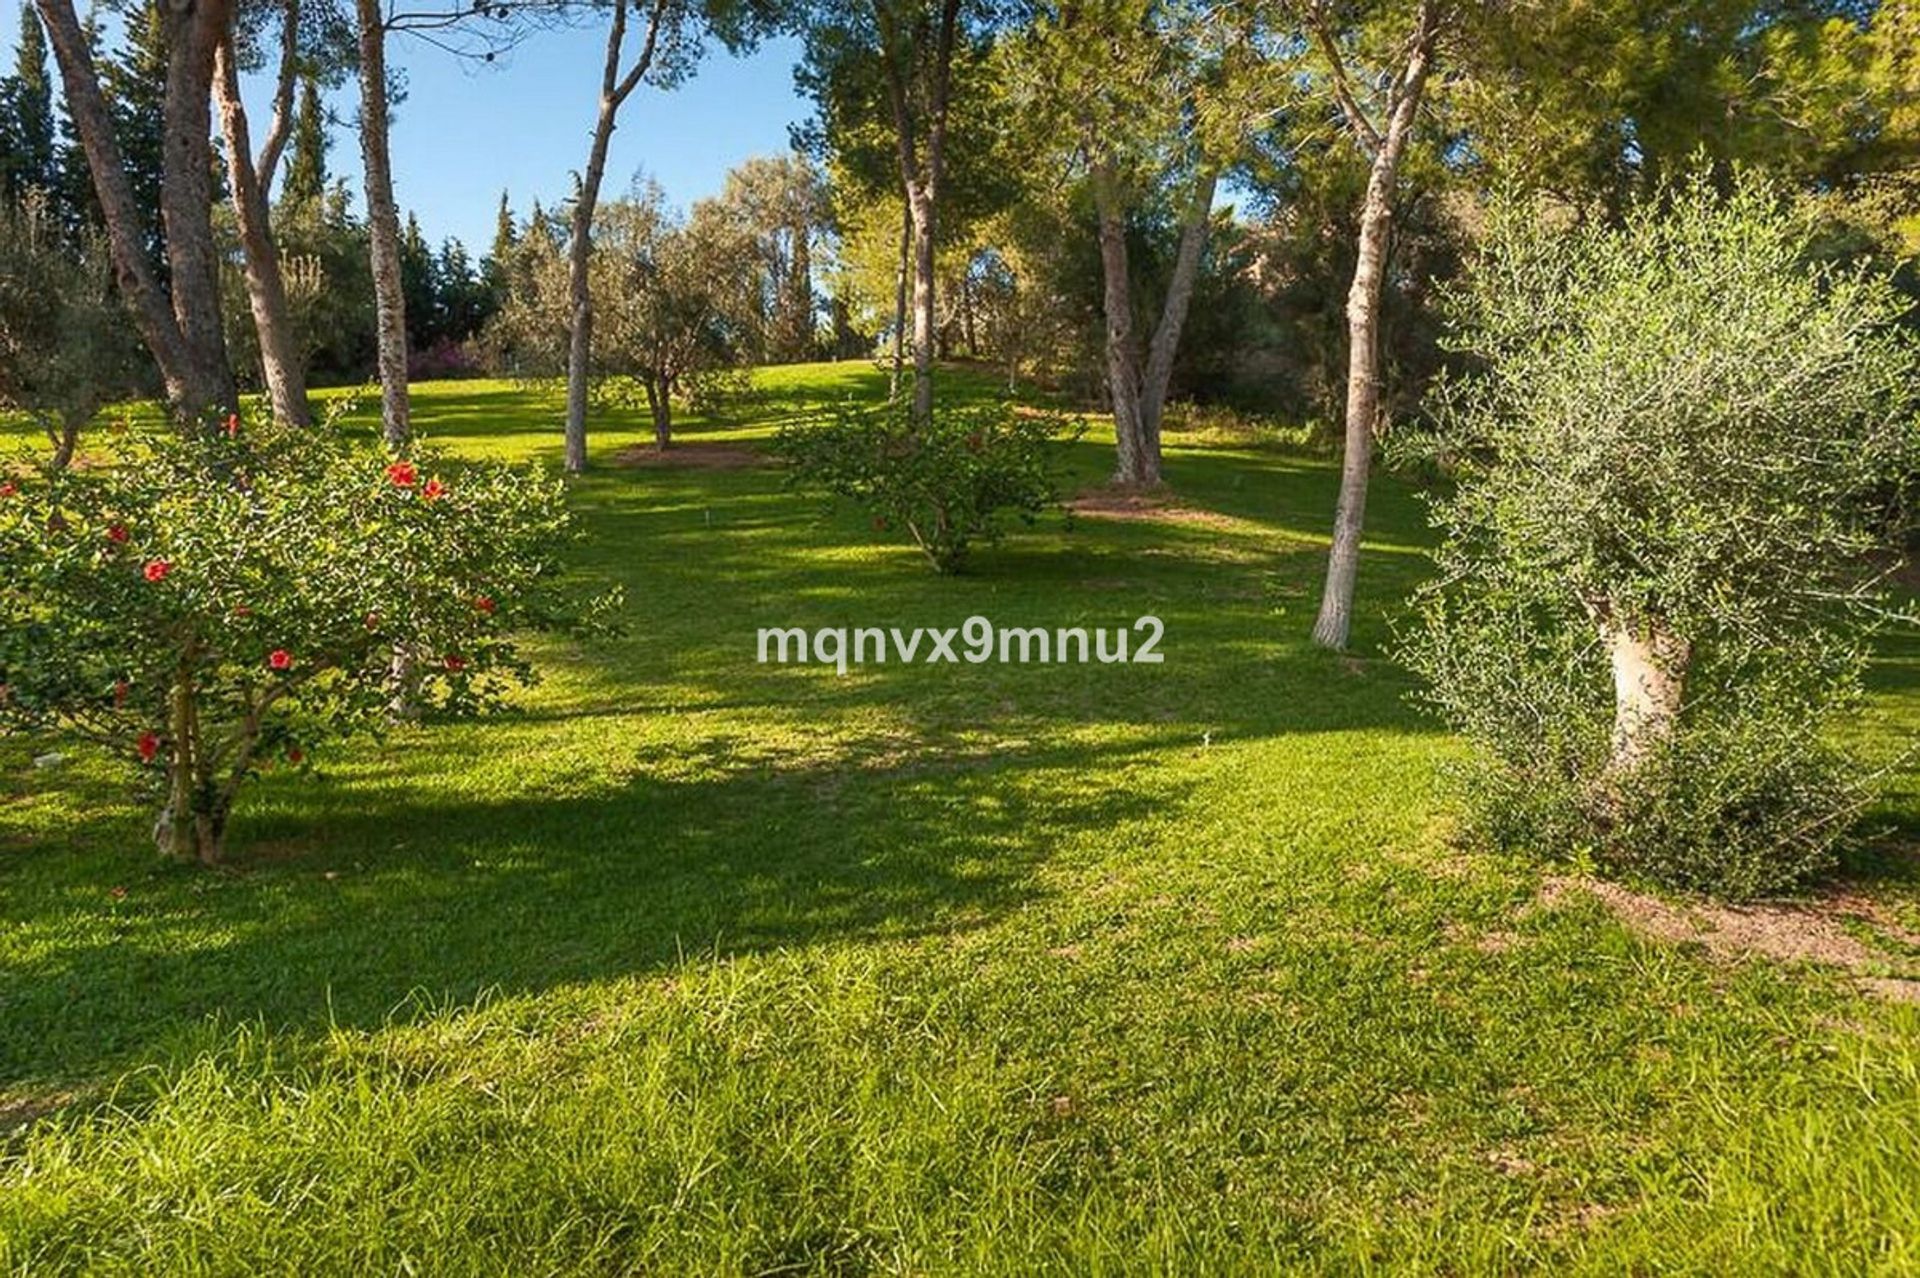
143 560 171 582
422 477 447 501
268 649 293 671
473 595 496 615
286 748 305 765
106 524 129 544
137 731 160 763
224 413 240 438
0 481 16 498
444 654 468 672
386 461 418 488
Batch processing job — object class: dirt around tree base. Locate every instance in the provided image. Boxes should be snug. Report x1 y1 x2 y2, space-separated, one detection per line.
1067 485 1240 530
1539 874 1920 1002
612 442 770 470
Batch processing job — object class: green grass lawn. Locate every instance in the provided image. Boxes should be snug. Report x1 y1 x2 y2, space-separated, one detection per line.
3 365 1919 1273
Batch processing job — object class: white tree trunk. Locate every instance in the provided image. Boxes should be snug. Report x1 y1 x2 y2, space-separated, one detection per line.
1603 618 1689 773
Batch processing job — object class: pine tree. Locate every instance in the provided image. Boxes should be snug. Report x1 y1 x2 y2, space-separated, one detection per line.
1 8 58 203
280 72 328 211
400 211 439 347
483 190 515 307
99 0 167 272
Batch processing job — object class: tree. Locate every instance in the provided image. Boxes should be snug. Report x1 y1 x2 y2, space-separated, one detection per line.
0 415 615 864
281 71 329 210
0 195 140 467
1 8 59 204
1401 178 1920 896
714 153 828 361
353 0 410 445
1007 0 1235 486
1294 0 1446 651
34 0 237 423
213 0 314 426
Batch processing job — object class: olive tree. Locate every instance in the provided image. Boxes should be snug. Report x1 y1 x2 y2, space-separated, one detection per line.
0 196 141 468
1401 177 1920 897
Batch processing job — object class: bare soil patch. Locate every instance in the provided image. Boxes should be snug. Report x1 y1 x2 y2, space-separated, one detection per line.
613 442 769 470
1540 874 1920 1001
1067 486 1240 530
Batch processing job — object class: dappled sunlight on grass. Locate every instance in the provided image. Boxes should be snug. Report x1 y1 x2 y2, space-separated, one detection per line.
4 364 1920 1270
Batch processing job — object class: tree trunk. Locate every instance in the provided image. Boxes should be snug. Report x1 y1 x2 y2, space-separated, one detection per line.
565 0 667 473
48 415 81 469
1603 616 1689 774
565 106 616 474
784 213 812 360
890 200 910 401
1310 9 1437 651
213 39 311 428
355 0 409 447
1138 169 1216 449
33 0 231 423
649 376 673 447
907 186 936 423
159 0 237 417
1093 164 1151 486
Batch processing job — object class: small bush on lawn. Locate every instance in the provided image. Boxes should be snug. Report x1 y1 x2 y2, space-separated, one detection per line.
774 400 1079 573
1398 175 1920 898
0 414 617 864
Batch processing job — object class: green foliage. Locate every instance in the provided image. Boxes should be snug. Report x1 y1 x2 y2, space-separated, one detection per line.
775 399 1079 572
1401 175 1920 897
0 411 615 862
0 195 142 466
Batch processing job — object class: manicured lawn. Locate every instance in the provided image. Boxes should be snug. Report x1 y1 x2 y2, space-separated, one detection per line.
3 366 1919 1273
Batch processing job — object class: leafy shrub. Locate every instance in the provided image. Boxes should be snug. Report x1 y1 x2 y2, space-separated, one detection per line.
774 401 1080 573
0 415 617 864
1399 176 1920 898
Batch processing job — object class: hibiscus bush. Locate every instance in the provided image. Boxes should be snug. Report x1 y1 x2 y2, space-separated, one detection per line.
774 400 1079 573
0 414 617 864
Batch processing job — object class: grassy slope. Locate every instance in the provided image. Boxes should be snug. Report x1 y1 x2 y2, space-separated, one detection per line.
1 366 1918 1274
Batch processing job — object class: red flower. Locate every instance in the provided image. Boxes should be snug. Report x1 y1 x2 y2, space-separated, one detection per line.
106 524 130 544
233 604 252 617
422 477 447 501
363 611 381 631
0 481 16 498
386 461 418 488
143 560 171 582
286 748 305 765
109 885 128 901
473 595 496 615
137 731 160 763
113 680 129 707
444 654 468 672
268 649 293 671
224 413 240 438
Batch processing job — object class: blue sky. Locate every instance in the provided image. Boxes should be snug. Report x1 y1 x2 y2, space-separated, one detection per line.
0 0 813 252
